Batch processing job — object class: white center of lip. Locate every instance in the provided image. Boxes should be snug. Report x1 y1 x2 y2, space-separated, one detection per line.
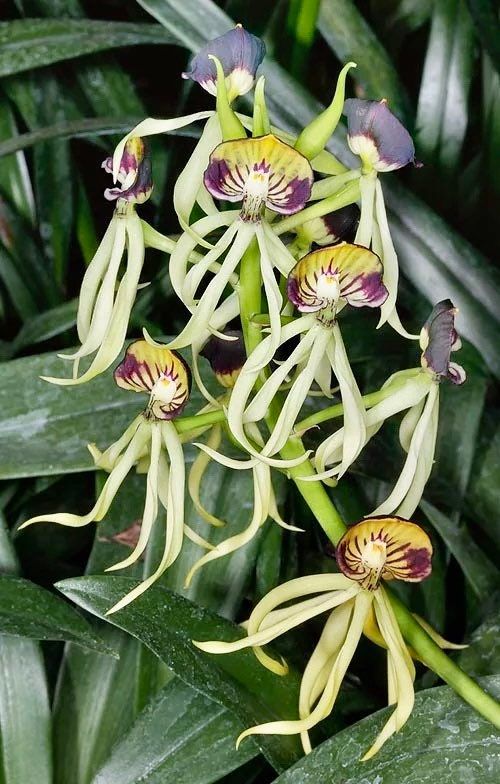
361 540 387 572
150 375 176 406
316 272 340 304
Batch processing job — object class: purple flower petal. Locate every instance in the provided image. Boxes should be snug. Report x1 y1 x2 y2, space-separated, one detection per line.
287 243 388 314
114 340 191 420
344 98 417 172
420 300 466 385
103 137 153 205
182 25 265 98
200 330 246 388
204 135 313 221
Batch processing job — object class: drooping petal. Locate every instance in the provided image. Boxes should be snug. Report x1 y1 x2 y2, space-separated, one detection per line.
344 98 418 173
204 134 313 221
200 329 246 388
114 340 191 420
287 243 388 317
420 299 466 384
335 516 433 590
103 137 153 204
182 25 265 100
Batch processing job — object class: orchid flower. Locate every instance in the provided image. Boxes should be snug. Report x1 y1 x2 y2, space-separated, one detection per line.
343 98 421 339
311 300 466 518
222 243 387 474
20 340 211 614
161 132 314 369
43 138 152 386
288 203 360 258
111 26 264 245
194 516 438 759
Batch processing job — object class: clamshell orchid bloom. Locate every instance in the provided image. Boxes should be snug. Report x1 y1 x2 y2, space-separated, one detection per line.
21 341 212 614
313 300 466 518
222 243 387 473
290 203 360 257
43 138 152 386
185 331 302 585
161 133 314 370
194 516 434 759
343 98 420 338
182 24 265 101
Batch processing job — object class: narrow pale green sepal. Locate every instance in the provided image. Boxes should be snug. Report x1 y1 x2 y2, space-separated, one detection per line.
252 76 270 137
210 55 246 141
295 62 356 160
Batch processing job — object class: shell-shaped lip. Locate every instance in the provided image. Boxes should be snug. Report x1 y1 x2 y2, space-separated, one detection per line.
420 299 466 385
287 243 388 312
200 330 246 387
114 340 191 420
300 203 360 246
182 25 265 96
343 98 417 172
203 134 314 216
103 137 153 204
335 515 433 590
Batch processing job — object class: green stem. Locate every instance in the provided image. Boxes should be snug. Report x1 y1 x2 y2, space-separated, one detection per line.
391 592 500 728
237 222 500 730
175 409 225 434
274 179 360 235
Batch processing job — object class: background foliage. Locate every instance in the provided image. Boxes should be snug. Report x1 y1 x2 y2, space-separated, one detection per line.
0 1 499 782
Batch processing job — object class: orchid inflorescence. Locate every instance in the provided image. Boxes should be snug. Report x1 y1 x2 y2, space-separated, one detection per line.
22 24 485 759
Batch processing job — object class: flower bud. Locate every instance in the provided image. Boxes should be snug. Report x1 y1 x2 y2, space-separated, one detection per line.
182 25 265 102
343 98 419 173
419 300 466 385
200 330 246 388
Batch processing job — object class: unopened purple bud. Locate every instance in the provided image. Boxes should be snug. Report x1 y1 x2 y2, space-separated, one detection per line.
182 25 265 100
344 99 419 173
200 330 246 388
300 203 360 246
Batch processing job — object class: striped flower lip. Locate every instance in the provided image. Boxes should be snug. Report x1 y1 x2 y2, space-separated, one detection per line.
300 203 360 247
420 300 466 385
203 134 313 222
287 243 388 321
114 340 191 420
336 516 433 591
343 99 419 173
182 25 265 100
103 137 153 205
200 330 246 389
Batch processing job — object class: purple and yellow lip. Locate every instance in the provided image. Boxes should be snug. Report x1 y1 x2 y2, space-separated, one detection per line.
203 134 313 221
182 25 265 98
114 340 191 420
200 330 246 389
420 300 466 385
336 516 433 591
287 243 388 313
343 99 418 172
103 137 153 204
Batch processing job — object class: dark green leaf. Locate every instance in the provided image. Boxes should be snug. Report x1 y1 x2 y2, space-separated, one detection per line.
415 0 475 172
0 95 35 223
467 0 500 75
420 499 499 601
0 514 53 784
271 676 500 784
12 299 77 353
318 0 411 121
0 20 175 78
0 574 115 653
91 680 257 784
57 575 303 772
459 597 500 677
